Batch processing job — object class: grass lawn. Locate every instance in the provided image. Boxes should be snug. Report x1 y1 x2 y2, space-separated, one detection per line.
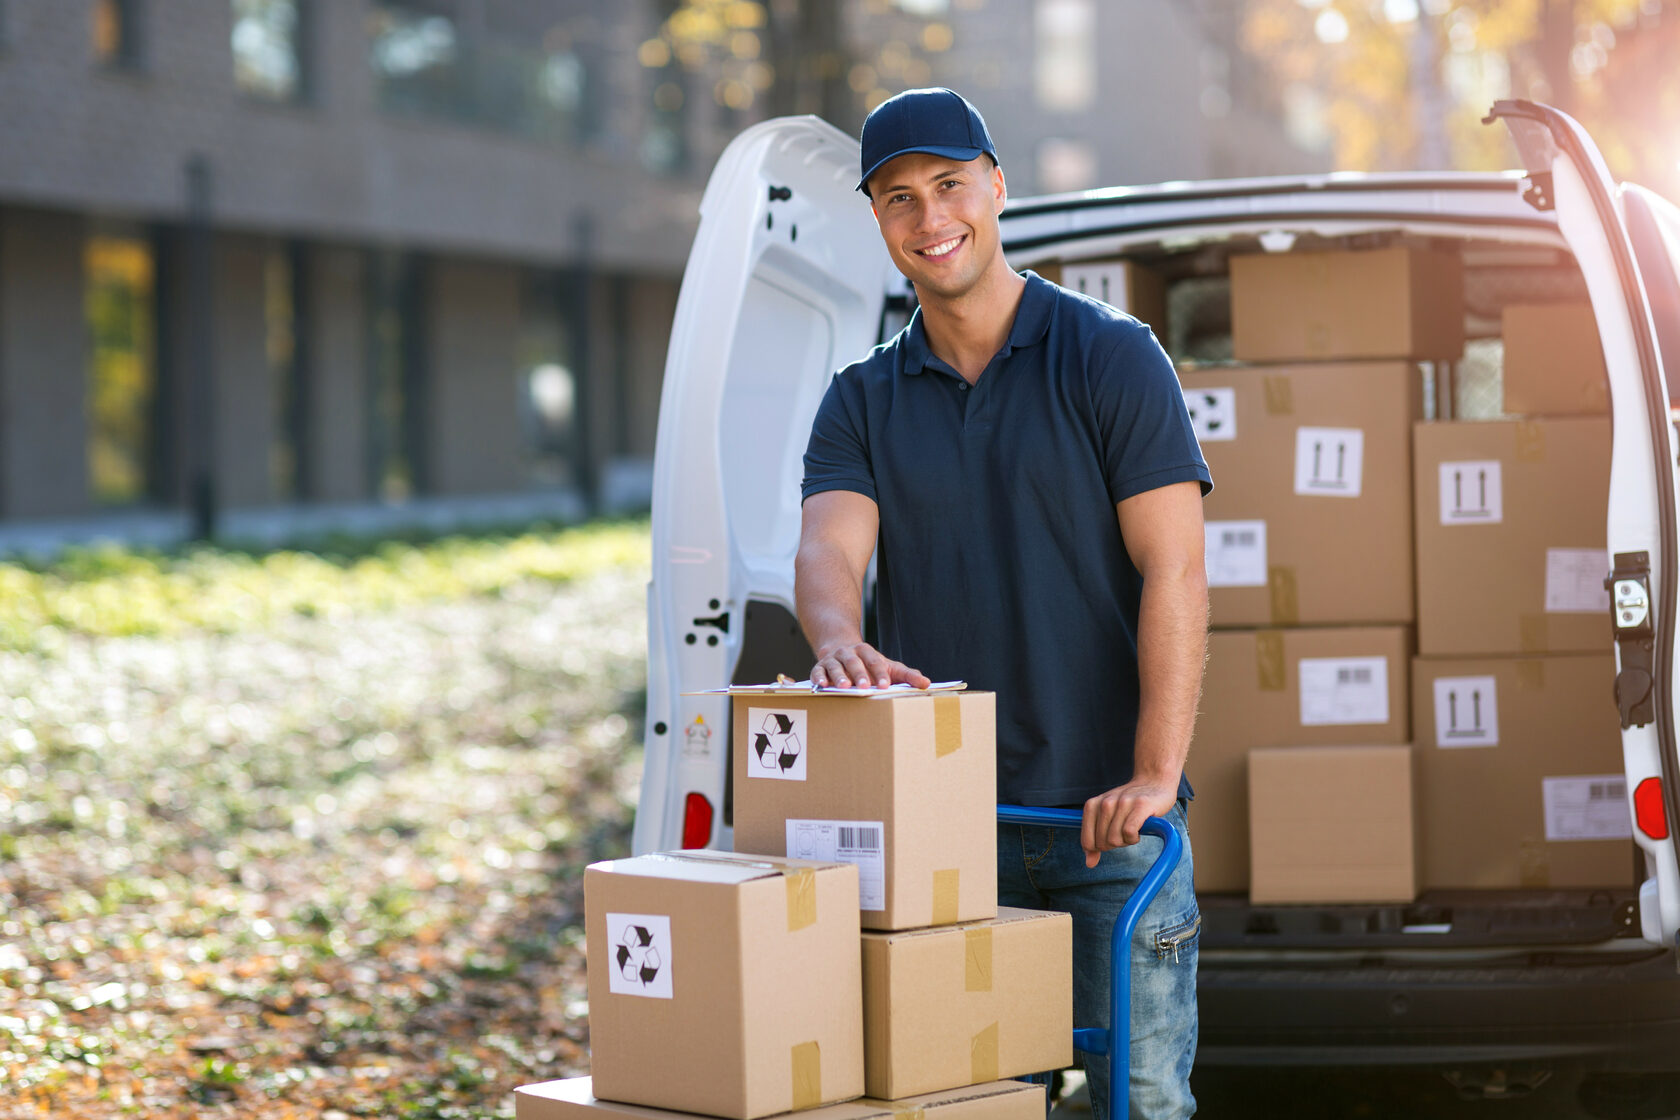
0 520 651 1118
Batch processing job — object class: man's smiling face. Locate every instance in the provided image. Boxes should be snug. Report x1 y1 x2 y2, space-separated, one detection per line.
868 152 1007 304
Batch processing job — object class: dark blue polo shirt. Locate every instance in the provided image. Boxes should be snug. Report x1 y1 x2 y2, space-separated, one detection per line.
801 271 1211 805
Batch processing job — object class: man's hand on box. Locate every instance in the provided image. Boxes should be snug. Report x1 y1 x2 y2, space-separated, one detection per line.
810 641 931 690
1081 778 1179 868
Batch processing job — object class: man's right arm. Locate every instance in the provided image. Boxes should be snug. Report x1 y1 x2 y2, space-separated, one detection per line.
796 490 930 689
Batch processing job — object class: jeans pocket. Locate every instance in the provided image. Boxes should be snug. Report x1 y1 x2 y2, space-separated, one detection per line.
1151 910 1201 964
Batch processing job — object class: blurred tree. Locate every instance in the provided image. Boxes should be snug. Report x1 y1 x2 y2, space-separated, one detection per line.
1241 0 1680 200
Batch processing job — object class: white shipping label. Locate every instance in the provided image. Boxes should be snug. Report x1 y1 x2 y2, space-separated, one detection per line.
604 913 674 999
787 819 886 911
1064 263 1133 312
746 708 807 780
1205 520 1267 588
1545 548 1611 613
1293 427 1365 497
1543 776 1632 841
1433 675 1499 748
1439 460 1503 525
1299 656 1390 726
1182 387 1237 442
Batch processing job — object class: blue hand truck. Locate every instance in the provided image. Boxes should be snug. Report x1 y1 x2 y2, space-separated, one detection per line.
996 806 1184 1120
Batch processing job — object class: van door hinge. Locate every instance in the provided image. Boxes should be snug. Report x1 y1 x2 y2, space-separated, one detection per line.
1521 170 1555 212
1606 551 1656 728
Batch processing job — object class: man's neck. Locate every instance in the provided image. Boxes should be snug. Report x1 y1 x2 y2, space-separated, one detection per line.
918 265 1027 385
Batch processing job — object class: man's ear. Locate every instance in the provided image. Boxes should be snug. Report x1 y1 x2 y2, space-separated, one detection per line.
992 164 1007 214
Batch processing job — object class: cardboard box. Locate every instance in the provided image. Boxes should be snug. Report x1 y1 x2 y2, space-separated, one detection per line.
584 851 863 1119
1502 303 1608 416
1249 745 1417 904
860 908 1072 1099
1192 627 1411 893
1230 246 1464 362
1413 418 1612 657
1411 655 1636 889
1182 362 1421 627
514 1077 1046 1120
731 689 997 931
1037 259 1167 341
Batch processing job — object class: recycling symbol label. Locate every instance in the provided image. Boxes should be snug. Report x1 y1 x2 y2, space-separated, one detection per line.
604 913 673 999
1182 387 1236 442
747 707 808 781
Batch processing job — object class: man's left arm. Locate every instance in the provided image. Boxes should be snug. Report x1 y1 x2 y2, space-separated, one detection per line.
1080 479 1208 868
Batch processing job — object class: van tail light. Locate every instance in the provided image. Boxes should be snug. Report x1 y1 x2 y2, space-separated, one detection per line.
1635 777 1668 840
681 793 714 849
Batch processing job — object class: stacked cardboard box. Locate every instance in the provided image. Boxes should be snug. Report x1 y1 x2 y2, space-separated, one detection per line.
730 688 1072 1100
1186 245 1458 901
524 688 1068 1120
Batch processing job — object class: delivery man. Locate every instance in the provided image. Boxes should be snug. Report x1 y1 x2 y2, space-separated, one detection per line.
794 87 1210 1120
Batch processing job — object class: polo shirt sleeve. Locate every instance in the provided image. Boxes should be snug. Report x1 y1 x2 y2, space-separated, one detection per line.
1090 320 1213 504
801 370 878 503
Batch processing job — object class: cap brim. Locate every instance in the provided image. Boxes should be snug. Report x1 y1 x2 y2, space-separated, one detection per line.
857 144 987 192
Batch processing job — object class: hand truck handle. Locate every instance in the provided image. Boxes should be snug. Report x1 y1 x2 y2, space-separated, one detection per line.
996 804 1184 1120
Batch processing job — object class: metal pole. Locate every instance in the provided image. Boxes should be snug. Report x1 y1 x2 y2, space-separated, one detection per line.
184 153 216 540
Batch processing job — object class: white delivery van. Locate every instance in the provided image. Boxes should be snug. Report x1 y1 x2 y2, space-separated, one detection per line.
634 100 1680 1111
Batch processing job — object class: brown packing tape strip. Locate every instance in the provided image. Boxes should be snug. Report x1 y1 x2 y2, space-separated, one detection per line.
1519 839 1551 888
932 869 961 926
1516 659 1545 691
790 1041 822 1111
970 1022 999 1084
1255 631 1287 692
1520 614 1548 653
892 1108 927 1120
786 868 816 932
1515 421 1546 463
1263 374 1295 415
934 694 963 758
964 927 993 992
1268 567 1299 627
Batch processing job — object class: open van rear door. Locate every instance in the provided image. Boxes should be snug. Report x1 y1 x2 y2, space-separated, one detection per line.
1488 100 1680 947
634 117 891 855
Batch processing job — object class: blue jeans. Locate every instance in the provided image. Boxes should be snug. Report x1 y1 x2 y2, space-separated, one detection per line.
997 801 1199 1120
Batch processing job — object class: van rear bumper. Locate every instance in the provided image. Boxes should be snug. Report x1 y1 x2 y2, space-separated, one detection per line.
1197 944 1680 1070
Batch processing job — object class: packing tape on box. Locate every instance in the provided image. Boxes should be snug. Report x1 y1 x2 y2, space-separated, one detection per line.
1255 631 1287 692
1263 374 1294 415
1517 660 1545 691
892 1107 927 1120
970 1022 1000 1084
1267 567 1300 627
1519 840 1551 888
786 868 817 932
791 1041 822 1111
934 694 963 758
1520 615 1548 653
1515 421 1546 463
932 869 961 925
964 927 993 992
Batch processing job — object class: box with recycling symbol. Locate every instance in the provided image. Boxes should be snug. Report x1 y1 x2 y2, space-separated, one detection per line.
727 686 996 932
584 849 864 1119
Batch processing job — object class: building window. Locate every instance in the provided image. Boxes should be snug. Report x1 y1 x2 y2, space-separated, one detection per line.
366 251 424 503
368 1 464 122
93 0 141 68
86 234 157 505
232 0 306 102
1034 0 1096 112
1037 137 1097 194
517 271 577 488
264 244 306 500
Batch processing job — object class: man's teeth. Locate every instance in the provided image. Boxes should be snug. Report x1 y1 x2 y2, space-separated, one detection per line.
921 237 962 258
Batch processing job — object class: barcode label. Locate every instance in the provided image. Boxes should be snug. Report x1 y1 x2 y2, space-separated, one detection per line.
1299 656 1390 726
1204 520 1267 588
1543 775 1632 841
787 818 886 910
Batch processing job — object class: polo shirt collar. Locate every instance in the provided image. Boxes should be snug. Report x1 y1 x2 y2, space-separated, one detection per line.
902 270 1054 375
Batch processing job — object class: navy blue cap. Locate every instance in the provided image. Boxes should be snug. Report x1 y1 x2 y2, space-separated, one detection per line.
857 87 998 194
